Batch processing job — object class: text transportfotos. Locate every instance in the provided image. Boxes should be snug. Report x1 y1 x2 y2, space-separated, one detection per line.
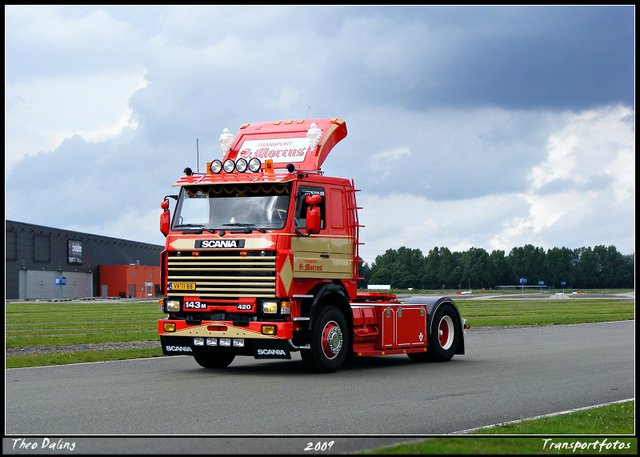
542 438 631 452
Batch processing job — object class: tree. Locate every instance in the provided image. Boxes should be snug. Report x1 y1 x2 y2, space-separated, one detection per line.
489 250 511 287
508 244 546 284
544 247 574 288
462 247 491 289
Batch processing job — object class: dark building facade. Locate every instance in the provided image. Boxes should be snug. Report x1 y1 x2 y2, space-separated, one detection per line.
5 220 163 300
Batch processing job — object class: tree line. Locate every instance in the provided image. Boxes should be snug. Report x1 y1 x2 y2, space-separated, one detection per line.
359 244 635 290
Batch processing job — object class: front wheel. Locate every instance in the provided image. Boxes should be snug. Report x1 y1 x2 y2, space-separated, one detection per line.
426 303 460 362
193 347 236 369
301 306 349 373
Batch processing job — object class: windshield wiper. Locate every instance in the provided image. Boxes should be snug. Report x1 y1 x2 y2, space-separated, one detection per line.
221 223 266 233
174 224 217 234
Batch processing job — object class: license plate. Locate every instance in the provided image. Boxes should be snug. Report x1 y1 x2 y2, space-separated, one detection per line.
168 282 196 291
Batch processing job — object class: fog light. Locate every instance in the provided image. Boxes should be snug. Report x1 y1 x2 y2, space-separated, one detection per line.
206 338 217 346
194 338 205 346
166 299 181 312
262 325 277 335
233 339 245 348
219 338 231 347
262 301 278 314
163 322 176 332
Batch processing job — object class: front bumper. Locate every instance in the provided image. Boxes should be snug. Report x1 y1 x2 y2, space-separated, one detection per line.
158 318 295 359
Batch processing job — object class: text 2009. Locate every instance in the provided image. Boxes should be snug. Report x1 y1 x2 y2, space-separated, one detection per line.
304 441 334 452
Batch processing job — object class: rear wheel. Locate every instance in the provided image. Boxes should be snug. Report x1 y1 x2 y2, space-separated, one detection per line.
426 304 459 362
193 347 236 369
301 306 349 373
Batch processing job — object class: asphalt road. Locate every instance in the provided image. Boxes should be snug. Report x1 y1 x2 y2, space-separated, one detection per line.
5 320 634 454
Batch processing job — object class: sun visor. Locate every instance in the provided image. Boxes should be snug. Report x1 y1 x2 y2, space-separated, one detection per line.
221 118 347 172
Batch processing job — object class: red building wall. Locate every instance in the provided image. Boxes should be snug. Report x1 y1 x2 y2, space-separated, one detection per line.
99 265 160 298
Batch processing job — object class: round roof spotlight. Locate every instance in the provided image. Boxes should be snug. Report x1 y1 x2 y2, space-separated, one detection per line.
248 158 261 173
286 163 296 174
223 159 236 173
183 167 193 176
210 159 223 174
235 158 248 173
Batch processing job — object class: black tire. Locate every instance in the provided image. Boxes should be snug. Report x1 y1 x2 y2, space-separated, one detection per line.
193 347 236 369
426 303 460 362
301 306 349 373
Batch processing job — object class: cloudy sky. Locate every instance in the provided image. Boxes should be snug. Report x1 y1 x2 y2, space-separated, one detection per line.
5 5 635 265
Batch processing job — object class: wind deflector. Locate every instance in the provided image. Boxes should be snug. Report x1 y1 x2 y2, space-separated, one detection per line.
223 118 347 172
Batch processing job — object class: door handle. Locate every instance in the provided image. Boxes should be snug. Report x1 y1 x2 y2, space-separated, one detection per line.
320 254 330 258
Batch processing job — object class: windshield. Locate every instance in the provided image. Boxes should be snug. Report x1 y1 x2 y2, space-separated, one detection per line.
173 183 291 231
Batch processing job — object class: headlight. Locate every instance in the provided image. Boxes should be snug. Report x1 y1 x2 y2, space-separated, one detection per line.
166 299 181 312
262 301 278 314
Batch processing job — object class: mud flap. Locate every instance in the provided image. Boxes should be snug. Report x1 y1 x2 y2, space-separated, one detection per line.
252 339 291 359
160 336 195 356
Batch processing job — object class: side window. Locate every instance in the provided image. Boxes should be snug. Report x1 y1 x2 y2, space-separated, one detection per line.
329 188 345 230
295 186 325 230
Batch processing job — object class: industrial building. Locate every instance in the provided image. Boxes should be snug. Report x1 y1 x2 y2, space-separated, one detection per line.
5 220 162 300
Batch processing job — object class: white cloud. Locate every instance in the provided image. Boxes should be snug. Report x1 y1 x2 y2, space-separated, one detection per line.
5 68 148 170
8 7 138 53
490 105 634 252
357 105 635 265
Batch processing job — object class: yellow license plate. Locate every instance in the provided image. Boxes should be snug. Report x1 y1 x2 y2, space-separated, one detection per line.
169 282 196 291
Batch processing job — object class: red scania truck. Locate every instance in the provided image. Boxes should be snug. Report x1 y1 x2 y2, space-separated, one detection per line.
158 118 466 373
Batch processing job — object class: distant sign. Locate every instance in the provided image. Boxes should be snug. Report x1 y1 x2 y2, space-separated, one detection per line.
561 281 566 286
538 281 544 286
55 277 66 286
68 240 83 264
519 278 527 284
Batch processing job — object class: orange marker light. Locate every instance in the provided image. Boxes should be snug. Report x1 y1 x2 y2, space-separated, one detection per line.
265 159 274 174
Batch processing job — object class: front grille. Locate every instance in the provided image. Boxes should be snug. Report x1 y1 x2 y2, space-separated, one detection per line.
167 251 276 299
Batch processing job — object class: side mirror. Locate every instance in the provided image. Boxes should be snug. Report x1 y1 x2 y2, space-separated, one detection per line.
305 194 322 234
160 199 170 236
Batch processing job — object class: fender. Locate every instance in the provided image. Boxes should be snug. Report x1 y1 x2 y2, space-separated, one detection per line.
300 283 352 332
404 295 465 354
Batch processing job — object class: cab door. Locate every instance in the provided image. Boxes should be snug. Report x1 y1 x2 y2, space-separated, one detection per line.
291 184 354 280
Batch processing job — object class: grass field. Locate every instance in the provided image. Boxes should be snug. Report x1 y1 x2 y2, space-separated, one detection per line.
456 298 634 327
6 300 160 349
